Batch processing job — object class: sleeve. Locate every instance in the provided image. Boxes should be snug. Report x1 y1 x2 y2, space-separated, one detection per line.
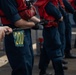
45 2 62 20
0 0 21 23
59 4 67 18
63 0 74 13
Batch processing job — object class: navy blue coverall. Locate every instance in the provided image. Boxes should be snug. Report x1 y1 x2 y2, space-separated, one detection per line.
58 0 74 56
0 0 34 75
39 2 64 75
39 0 75 75
62 0 74 55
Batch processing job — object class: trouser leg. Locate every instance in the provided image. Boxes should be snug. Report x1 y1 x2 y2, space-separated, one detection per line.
26 29 34 67
39 47 50 74
4 29 33 75
39 27 63 75
52 58 64 75
43 27 64 75
64 14 72 54
58 21 65 57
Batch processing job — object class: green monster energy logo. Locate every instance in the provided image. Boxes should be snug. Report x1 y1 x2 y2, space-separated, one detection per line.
13 30 24 47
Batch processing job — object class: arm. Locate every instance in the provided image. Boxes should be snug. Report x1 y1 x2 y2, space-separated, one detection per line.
59 4 67 18
0 0 35 28
63 0 74 13
45 2 63 21
30 16 40 23
0 26 12 41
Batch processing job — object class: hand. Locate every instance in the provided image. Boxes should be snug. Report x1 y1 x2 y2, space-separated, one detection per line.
32 19 48 30
5 26 13 35
59 16 63 22
32 22 44 30
0 26 12 41
39 19 48 26
32 22 40 30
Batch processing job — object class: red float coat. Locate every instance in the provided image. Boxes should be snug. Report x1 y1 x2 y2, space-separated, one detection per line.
0 0 36 24
50 0 65 9
34 0 58 27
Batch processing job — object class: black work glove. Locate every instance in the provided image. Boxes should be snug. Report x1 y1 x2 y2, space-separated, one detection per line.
32 22 43 30
32 19 48 30
32 23 40 30
26 0 31 9
39 19 49 26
